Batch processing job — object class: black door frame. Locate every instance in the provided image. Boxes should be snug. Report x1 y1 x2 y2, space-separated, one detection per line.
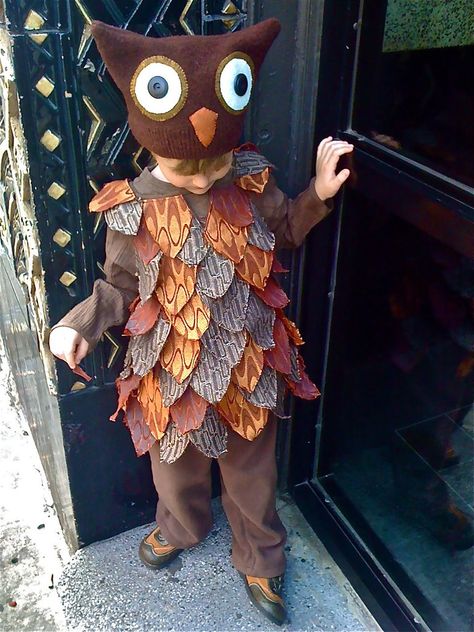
288 1 474 631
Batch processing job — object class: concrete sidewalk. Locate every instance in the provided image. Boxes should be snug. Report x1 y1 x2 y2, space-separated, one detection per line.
56 500 376 632
0 337 378 631
0 338 69 632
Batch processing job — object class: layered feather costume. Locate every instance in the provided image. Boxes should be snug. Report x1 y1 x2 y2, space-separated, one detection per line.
88 148 320 463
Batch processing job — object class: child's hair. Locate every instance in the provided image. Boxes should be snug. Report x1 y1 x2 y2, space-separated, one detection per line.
155 153 232 176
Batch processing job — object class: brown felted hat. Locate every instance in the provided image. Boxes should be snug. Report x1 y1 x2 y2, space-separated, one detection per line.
90 19 281 159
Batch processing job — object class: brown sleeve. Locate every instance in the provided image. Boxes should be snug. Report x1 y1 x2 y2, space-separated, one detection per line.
49 227 138 352
251 174 334 250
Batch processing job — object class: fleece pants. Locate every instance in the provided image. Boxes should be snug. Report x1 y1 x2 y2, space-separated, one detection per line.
148 419 287 577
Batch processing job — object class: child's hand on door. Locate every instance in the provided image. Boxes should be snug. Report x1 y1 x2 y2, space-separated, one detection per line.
49 326 90 369
314 136 353 201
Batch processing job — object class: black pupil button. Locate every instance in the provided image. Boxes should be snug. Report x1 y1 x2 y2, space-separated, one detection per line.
234 73 248 97
148 76 169 99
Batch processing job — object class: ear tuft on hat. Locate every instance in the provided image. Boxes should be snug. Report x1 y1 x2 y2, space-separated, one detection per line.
90 19 281 158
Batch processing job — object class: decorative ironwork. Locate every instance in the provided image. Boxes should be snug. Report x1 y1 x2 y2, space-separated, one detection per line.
39 129 61 151
180 0 246 35
59 271 77 287
47 182 66 200
1 0 247 396
35 76 55 98
0 15 58 393
52 228 71 247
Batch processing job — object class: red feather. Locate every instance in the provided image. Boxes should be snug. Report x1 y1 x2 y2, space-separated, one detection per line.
123 397 157 456
110 373 141 421
254 277 289 309
272 257 289 274
276 310 305 346
72 365 92 381
264 318 291 374
210 185 253 227
234 142 260 153
128 296 140 314
285 355 320 400
169 387 208 434
124 295 160 336
134 217 160 264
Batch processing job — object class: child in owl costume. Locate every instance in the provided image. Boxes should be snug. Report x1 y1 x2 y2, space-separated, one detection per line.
49 18 353 625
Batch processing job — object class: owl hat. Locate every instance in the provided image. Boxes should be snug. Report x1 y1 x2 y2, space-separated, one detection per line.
90 19 281 158
87 20 320 462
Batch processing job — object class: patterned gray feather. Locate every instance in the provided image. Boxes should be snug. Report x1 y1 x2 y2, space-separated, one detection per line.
201 321 247 368
177 218 209 265
105 201 142 235
159 370 191 408
196 249 235 299
247 204 275 252
289 345 302 382
244 366 278 409
136 251 162 303
188 407 228 458
245 292 275 350
119 343 133 380
190 347 232 403
233 151 274 177
129 316 171 377
209 276 249 332
159 423 189 464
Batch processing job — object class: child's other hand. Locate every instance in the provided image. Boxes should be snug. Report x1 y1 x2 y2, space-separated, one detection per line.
49 326 90 369
314 136 354 201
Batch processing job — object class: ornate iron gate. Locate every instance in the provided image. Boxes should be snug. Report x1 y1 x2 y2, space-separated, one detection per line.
0 0 325 548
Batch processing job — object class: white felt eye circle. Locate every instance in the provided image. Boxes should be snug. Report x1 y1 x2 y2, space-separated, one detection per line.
130 56 188 121
216 53 254 114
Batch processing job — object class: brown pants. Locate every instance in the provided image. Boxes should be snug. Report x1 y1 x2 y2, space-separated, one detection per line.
148 419 287 577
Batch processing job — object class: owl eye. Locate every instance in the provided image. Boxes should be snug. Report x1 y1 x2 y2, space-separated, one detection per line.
215 52 254 114
130 56 188 121
148 76 168 99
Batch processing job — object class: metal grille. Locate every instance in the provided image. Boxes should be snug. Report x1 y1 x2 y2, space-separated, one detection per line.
3 0 247 395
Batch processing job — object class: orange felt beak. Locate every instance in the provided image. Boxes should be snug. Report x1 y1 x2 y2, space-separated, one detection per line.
189 107 218 147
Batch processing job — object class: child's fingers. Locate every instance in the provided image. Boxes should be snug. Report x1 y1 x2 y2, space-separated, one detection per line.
51 350 65 363
319 140 353 163
323 140 351 148
330 145 354 157
75 338 90 364
317 137 336 158
316 136 333 157
64 347 77 370
336 169 351 184
49 341 65 363
324 145 354 169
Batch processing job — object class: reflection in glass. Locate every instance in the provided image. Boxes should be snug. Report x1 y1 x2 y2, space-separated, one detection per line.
321 193 474 631
352 1 474 186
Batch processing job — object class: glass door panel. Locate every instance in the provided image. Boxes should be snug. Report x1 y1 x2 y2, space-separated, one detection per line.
352 0 474 187
318 188 474 630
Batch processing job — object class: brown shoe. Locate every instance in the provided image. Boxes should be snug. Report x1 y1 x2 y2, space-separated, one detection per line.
241 573 287 626
138 526 183 569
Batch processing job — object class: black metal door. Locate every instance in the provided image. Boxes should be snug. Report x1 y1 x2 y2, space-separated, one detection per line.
291 1 474 631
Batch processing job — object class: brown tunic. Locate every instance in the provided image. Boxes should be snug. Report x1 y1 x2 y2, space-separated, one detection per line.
52 163 333 349
51 150 334 462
